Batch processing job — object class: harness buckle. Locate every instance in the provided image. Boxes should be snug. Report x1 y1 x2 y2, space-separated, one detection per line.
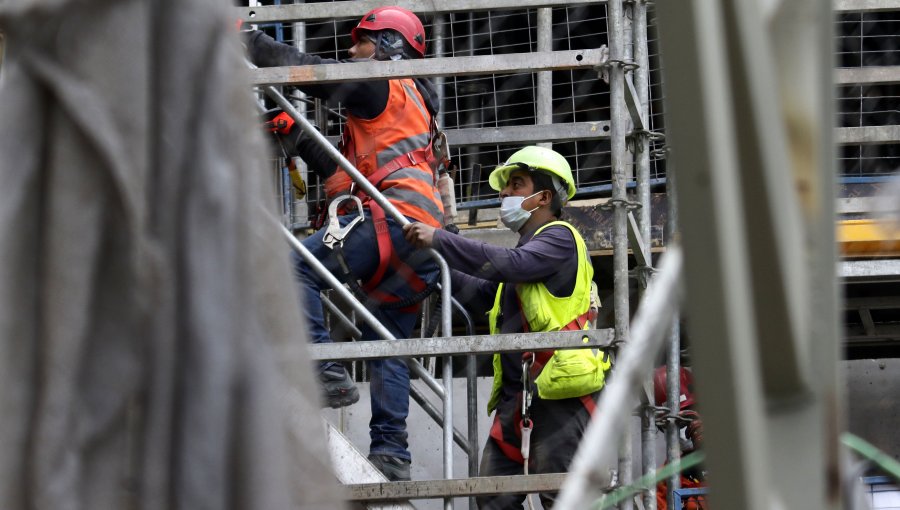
521 353 535 422
323 194 366 250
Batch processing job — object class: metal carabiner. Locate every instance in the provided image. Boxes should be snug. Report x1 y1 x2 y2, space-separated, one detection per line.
521 353 535 422
322 194 366 250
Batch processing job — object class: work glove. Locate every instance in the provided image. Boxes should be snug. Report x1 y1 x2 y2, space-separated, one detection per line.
262 108 304 159
287 158 307 200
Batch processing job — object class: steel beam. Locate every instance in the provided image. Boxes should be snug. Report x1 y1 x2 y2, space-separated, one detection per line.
835 66 900 85
237 0 606 23
846 324 900 340
236 0 892 22
833 0 900 11
447 122 610 146
836 125 900 145
248 50 607 86
309 329 614 361
290 123 896 148
841 260 900 282
844 296 900 310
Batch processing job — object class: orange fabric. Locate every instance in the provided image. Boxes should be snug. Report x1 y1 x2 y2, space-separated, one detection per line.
329 79 443 227
656 475 707 510
324 172 352 198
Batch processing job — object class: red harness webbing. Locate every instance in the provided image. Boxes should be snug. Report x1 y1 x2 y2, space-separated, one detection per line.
353 148 434 309
489 305 601 463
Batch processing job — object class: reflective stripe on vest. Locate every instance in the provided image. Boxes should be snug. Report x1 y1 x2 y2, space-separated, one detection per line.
325 78 443 227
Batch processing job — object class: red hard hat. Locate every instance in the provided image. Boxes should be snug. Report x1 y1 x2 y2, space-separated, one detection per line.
351 6 427 58
652 366 696 409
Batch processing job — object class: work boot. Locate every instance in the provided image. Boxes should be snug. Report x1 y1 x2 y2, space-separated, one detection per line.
368 454 411 481
319 364 360 409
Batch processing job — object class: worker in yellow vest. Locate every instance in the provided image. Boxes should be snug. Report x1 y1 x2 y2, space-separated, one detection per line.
404 146 611 508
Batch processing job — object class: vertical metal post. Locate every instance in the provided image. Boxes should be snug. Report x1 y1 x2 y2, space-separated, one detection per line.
291 0 308 228
634 0 651 252
664 318 681 510
608 0 632 507
433 15 446 133
432 18 455 510
537 7 553 150
631 2 656 508
665 170 681 510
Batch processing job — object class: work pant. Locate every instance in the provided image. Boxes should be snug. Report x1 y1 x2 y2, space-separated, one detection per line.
292 210 438 461
476 395 594 509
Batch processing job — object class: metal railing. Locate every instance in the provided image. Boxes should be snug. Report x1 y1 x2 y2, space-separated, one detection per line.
240 1 888 508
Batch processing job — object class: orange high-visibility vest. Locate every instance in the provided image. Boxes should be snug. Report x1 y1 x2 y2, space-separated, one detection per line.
324 78 444 227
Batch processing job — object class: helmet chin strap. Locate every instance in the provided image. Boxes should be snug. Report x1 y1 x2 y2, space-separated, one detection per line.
368 31 406 61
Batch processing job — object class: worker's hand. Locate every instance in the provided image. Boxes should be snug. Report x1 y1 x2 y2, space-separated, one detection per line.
686 415 703 448
403 222 437 249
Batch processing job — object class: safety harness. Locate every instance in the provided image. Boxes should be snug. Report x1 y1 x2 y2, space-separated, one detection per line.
490 304 600 466
323 115 451 310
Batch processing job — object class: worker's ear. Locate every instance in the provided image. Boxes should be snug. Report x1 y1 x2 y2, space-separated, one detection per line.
539 189 553 206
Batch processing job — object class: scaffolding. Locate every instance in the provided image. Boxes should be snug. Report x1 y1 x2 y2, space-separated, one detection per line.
237 0 900 508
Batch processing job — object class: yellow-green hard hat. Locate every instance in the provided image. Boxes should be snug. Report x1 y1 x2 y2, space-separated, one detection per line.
488 146 577 201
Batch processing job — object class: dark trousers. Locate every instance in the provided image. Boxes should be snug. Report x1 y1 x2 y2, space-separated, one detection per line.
292 211 438 461
476 396 594 509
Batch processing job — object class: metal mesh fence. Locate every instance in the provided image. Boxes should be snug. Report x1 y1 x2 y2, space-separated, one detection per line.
250 1 668 226
248 2 898 226
836 10 900 178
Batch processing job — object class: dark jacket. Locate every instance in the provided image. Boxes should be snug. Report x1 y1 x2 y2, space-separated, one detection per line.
245 31 439 177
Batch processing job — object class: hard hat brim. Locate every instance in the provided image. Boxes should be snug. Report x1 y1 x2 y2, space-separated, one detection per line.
487 163 521 193
488 163 577 200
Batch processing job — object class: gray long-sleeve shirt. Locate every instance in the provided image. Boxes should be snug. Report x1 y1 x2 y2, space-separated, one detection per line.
433 222 580 401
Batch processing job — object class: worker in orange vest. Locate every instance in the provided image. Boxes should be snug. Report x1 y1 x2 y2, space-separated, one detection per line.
244 6 447 482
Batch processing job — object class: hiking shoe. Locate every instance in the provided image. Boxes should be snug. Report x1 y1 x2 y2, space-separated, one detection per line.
368 454 411 481
319 365 360 409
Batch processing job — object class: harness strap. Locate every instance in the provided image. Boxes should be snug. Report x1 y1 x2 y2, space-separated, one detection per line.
363 202 393 294
522 304 596 379
366 146 434 191
490 413 526 464
357 200 428 312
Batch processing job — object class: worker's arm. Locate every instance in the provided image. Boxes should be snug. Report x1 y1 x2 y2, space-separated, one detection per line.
408 224 577 284
448 268 498 313
244 30 388 119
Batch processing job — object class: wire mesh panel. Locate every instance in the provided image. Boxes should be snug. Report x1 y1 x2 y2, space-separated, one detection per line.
836 10 900 178
245 1 671 226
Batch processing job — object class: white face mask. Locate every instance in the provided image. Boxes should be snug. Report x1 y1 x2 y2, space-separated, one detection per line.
499 191 542 232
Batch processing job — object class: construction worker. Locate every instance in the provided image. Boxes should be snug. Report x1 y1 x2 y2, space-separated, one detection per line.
244 6 445 482
653 366 707 510
404 146 611 508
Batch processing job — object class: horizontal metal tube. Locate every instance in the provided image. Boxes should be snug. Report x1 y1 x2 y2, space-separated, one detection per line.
309 328 615 360
250 50 607 86
346 473 569 501
237 0 606 23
